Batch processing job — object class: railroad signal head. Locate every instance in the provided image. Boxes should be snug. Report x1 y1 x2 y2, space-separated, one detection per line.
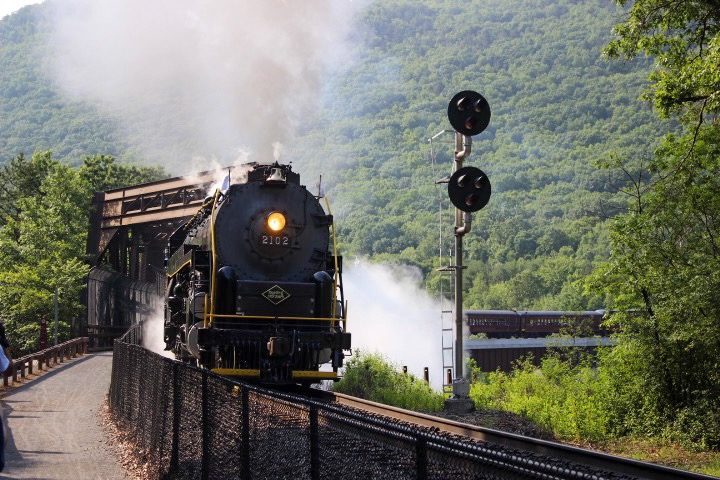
448 166 491 212
447 90 491 136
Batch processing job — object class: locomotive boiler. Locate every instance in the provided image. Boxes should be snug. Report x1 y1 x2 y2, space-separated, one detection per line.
163 162 350 383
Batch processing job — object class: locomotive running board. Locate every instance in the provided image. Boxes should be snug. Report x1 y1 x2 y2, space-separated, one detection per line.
291 371 339 380
212 368 260 377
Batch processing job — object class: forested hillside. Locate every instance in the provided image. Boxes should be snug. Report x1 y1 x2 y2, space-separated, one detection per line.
0 5 130 163
0 0 669 310
295 0 670 310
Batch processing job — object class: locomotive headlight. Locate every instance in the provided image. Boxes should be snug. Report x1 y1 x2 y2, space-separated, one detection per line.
267 212 286 232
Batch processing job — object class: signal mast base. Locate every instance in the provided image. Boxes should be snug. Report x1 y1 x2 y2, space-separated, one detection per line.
444 378 475 414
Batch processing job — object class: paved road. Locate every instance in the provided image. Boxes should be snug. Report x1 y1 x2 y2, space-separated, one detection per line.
0 352 130 479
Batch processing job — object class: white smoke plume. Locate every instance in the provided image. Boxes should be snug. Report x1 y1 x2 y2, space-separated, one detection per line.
343 259 445 391
45 0 364 171
141 300 174 359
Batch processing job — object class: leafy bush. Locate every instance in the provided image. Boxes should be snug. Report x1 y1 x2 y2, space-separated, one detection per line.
470 354 613 442
332 350 444 411
470 343 720 449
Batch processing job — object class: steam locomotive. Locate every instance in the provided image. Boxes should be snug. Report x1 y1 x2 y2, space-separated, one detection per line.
163 162 351 384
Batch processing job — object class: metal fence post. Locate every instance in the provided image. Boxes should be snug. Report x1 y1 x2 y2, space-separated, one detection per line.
170 362 180 473
201 369 210 480
241 387 250 479
310 405 320 480
416 437 428 480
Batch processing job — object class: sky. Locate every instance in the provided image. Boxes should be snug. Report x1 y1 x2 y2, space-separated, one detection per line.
0 0 42 19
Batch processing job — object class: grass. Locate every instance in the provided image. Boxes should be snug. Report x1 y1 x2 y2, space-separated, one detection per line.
575 437 720 476
333 350 445 411
336 351 720 476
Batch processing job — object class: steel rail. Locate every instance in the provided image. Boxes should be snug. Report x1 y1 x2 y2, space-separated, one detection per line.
329 391 717 480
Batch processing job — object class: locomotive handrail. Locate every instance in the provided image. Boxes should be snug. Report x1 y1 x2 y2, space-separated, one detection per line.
323 196 340 319
208 188 222 326
203 292 209 328
166 259 191 278
184 196 215 228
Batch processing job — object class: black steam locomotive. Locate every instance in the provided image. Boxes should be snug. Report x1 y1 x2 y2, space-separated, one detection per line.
163 162 350 384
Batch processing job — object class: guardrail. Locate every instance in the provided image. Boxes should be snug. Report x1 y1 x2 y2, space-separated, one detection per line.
2 337 89 387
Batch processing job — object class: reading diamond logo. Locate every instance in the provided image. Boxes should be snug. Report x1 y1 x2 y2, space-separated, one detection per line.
262 285 290 305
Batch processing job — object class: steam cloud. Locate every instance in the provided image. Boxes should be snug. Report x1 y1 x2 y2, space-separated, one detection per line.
46 0 364 171
141 299 174 359
343 259 445 391
47 1 452 388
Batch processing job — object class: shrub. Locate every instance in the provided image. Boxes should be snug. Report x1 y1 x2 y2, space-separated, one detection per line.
470 354 613 442
333 350 445 411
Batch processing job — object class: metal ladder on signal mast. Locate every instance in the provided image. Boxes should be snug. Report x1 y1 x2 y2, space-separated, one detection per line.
430 129 459 390
438 264 455 389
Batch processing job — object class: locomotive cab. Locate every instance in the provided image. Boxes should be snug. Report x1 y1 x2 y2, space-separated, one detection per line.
163 162 350 384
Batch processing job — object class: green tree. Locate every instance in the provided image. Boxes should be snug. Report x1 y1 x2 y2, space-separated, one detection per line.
79 154 166 193
589 0 720 446
0 152 55 228
0 153 89 351
0 152 165 354
605 0 720 123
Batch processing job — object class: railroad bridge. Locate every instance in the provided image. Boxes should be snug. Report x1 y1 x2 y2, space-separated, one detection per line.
84 168 231 346
86 168 229 282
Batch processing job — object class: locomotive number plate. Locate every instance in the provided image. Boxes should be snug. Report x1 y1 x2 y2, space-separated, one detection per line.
259 235 290 247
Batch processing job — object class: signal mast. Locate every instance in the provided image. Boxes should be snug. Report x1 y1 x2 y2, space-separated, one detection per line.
436 91 492 413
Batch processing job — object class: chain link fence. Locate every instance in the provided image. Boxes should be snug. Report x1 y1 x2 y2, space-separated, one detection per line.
110 325 616 480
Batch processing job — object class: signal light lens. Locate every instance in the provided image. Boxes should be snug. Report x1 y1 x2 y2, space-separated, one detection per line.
267 212 286 232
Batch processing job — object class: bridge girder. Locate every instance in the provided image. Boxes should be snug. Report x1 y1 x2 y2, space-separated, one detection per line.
87 168 230 282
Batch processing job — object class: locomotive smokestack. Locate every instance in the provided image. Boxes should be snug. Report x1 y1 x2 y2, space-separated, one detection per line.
266 167 287 183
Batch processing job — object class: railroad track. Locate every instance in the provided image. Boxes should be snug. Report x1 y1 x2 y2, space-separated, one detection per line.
314 390 717 480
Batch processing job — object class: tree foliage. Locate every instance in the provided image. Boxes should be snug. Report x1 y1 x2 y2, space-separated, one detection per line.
605 0 720 122
0 152 165 355
587 0 720 446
